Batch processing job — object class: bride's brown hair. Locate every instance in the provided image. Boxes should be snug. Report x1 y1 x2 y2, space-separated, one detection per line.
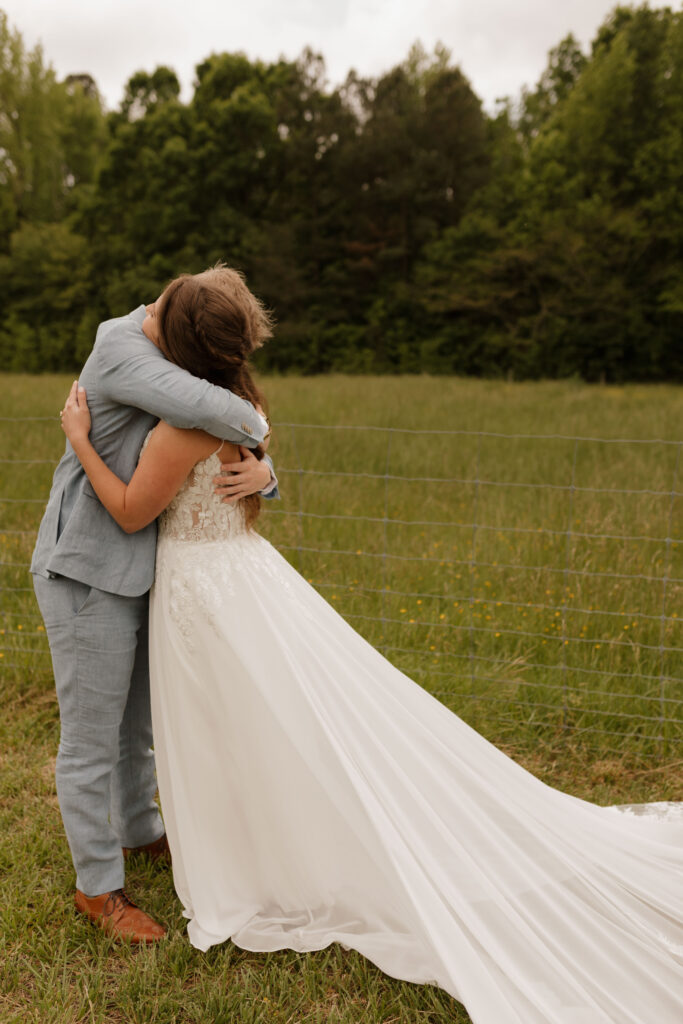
157 261 274 528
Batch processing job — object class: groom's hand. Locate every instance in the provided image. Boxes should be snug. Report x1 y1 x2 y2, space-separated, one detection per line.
213 446 272 503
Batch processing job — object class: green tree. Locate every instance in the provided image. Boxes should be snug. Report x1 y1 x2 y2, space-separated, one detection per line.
0 11 63 230
0 220 90 370
118 66 180 122
523 4 683 378
518 35 586 143
416 5 683 381
1 4 681 381
61 73 107 192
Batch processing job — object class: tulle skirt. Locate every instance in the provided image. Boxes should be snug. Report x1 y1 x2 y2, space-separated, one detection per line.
149 530 683 1024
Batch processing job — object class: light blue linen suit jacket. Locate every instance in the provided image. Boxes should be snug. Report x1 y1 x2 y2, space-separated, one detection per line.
31 305 278 597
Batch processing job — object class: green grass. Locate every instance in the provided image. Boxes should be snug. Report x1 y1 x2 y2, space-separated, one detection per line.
1 373 682 1023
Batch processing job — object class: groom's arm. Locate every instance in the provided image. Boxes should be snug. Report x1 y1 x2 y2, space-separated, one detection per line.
97 312 267 446
258 453 279 499
214 446 279 502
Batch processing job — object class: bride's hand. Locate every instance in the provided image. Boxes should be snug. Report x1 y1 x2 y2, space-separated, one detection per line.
60 381 91 444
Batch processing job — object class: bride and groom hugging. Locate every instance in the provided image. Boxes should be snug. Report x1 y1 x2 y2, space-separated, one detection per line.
31 261 683 1023
31 263 277 942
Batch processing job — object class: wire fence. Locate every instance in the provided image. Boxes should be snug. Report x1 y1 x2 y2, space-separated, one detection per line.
1 416 682 758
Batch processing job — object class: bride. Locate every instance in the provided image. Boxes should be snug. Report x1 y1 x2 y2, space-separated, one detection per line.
61 266 683 1024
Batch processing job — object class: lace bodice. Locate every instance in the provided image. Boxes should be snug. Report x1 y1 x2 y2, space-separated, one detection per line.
149 435 298 651
159 448 247 542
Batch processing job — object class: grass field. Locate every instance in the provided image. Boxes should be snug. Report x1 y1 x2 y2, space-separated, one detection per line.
1 373 682 1023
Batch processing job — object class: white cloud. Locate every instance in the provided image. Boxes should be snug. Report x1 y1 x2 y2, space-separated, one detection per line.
1 0 673 112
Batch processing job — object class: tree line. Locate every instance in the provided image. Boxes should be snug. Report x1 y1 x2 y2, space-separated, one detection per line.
0 4 681 381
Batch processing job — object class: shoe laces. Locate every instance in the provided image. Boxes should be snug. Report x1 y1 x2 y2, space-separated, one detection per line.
103 888 137 919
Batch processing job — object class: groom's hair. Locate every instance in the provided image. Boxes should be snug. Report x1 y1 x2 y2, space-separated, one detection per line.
157 261 273 528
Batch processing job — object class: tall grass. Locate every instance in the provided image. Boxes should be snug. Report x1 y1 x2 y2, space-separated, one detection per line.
1 374 681 1023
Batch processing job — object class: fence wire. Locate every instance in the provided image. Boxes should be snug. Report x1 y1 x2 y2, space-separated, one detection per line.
1 417 681 756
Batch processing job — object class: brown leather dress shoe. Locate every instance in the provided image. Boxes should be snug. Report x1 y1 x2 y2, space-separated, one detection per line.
74 888 166 943
122 833 172 865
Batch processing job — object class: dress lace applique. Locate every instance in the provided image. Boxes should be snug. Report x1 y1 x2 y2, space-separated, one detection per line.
159 450 247 544
150 439 304 650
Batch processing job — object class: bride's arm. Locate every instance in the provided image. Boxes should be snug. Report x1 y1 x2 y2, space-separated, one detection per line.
61 381 222 533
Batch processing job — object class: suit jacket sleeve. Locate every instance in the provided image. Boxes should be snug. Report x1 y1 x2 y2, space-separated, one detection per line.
97 307 267 447
259 453 279 500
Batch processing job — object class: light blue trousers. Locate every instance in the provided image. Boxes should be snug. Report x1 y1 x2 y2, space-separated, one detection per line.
33 574 165 896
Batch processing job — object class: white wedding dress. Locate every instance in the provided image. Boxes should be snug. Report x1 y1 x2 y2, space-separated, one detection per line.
148 445 683 1024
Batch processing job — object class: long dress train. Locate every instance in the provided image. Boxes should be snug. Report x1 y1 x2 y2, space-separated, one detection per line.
148 449 683 1024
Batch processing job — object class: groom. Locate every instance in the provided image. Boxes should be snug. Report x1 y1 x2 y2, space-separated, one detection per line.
31 301 278 943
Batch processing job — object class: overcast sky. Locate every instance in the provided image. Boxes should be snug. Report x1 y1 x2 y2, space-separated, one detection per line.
4 1 678 112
